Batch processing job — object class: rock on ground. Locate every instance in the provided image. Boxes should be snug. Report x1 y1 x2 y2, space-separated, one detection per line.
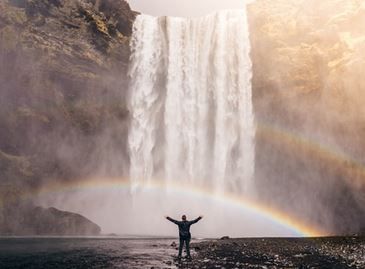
176 237 365 269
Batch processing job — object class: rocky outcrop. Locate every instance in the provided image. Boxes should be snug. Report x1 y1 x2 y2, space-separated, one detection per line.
1 205 101 235
0 185 100 235
26 206 101 235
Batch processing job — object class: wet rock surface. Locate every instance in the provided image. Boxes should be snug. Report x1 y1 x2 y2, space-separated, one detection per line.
0 237 364 268
176 237 365 269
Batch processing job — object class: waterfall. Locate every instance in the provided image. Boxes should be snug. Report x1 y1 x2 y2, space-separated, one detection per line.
128 9 255 194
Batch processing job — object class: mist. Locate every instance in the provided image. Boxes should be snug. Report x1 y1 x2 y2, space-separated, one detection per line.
36 185 300 237
248 0 365 234
1 0 365 237
128 0 254 17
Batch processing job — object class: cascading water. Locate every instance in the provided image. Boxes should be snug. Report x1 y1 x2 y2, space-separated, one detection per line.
128 9 255 195
37 8 322 238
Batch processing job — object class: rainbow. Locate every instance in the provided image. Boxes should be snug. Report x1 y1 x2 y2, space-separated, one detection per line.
8 121 353 238
28 177 325 237
257 122 365 187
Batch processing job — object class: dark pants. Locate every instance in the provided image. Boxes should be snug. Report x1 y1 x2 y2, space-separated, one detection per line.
178 237 191 257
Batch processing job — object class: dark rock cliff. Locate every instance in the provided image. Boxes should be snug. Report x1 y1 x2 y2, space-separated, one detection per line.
0 0 135 235
0 0 136 184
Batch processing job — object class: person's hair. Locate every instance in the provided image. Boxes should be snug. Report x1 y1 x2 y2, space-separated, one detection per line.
182 215 186 220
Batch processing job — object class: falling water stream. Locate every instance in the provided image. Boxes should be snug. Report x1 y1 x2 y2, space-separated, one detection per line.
128 9 255 195
25 7 335 238
35 9 311 237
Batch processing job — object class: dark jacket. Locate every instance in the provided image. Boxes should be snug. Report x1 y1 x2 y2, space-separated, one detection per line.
167 216 202 239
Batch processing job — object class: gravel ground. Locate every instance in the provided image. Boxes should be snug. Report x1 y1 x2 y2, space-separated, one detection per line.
173 237 365 269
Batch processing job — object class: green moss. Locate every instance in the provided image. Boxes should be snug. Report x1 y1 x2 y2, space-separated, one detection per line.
0 26 20 50
93 17 110 36
0 2 27 25
10 9 27 24
16 107 50 124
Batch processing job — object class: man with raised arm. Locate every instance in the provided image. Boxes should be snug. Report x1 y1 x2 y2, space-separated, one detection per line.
165 215 203 259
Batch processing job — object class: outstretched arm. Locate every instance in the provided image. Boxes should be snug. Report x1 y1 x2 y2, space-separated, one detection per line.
166 216 179 225
189 216 203 225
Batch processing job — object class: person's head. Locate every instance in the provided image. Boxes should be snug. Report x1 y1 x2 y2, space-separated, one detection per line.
182 215 186 221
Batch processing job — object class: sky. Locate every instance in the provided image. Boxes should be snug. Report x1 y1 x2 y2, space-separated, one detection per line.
127 0 251 17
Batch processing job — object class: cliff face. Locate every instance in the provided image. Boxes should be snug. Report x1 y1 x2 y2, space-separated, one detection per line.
0 0 135 235
0 0 364 235
0 0 135 188
249 0 365 120
248 0 365 234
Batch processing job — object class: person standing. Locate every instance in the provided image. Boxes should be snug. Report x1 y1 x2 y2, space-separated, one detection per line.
166 215 203 259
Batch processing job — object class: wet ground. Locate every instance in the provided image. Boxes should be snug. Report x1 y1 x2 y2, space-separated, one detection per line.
0 238 177 269
0 237 364 268
188 237 365 269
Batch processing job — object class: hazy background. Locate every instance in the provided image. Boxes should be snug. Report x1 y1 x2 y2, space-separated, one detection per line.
128 0 252 17
1 0 365 237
